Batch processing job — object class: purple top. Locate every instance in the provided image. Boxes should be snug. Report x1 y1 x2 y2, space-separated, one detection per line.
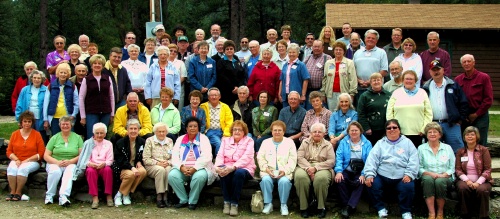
420 48 451 84
46 50 70 81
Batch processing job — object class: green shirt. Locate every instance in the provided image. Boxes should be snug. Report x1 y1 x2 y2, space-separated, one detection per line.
46 132 83 161
417 142 455 180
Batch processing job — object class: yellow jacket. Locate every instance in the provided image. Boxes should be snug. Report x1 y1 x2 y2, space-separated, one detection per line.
200 102 233 137
113 103 152 137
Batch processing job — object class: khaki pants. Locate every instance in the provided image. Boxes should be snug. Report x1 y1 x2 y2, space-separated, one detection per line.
294 167 332 210
145 165 172 194
119 167 147 196
151 98 161 109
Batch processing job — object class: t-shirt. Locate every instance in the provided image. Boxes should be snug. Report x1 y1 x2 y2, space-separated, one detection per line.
46 132 83 161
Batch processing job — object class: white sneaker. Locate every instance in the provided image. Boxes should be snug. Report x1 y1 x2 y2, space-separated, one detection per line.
402 212 413 219
378 208 388 218
122 195 131 205
280 204 289 216
262 203 273 214
44 195 53 205
114 192 123 206
59 195 70 206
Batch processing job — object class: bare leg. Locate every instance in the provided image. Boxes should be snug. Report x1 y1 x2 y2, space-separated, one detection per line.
106 194 112 202
436 198 445 216
15 176 27 195
7 176 17 195
425 196 436 217
92 196 99 203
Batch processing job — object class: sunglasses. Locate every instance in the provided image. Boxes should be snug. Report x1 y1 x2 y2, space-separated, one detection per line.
386 126 399 130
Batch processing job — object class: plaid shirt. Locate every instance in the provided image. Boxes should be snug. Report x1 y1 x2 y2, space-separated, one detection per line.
304 53 332 89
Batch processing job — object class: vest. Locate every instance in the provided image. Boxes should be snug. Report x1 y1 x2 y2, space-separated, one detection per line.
85 74 112 114
47 80 75 116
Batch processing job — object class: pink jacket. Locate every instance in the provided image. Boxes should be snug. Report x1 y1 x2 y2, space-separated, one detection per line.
215 136 256 177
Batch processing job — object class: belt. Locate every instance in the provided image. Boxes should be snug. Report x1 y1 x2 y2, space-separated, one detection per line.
433 119 448 123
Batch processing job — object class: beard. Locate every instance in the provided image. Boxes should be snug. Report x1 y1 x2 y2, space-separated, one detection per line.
241 46 248 51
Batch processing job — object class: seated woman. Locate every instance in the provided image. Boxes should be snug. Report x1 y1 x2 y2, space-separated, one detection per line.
6 111 45 201
334 121 372 218
455 126 493 219
329 93 358 147
257 121 297 216
418 122 455 219
112 119 147 206
80 123 114 209
252 90 278 151
215 120 256 216
300 91 332 142
143 122 174 208
169 117 217 210
364 119 418 219
44 115 83 206
294 123 335 218
180 90 206 135
151 87 181 142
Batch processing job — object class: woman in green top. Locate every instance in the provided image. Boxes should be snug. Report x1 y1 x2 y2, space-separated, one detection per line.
43 115 83 206
252 90 278 152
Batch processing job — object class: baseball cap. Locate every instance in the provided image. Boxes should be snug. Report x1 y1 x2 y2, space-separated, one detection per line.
155 24 165 33
178 36 189 42
430 60 443 69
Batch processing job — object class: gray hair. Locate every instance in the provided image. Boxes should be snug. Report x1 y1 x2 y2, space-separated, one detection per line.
127 44 140 53
195 29 205 37
93 122 108 134
310 122 326 133
288 91 300 99
127 92 139 100
365 29 380 40
336 93 355 110
208 87 221 96
59 115 73 126
75 64 88 72
79 34 89 41
24 61 37 70
390 60 403 68
427 31 440 39
460 54 475 63
153 122 168 133
126 118 141 129
216 37 227 45
29 70 46 83
237 85 249 94
287 43 300 53
267 29 277 35
350 32 360 40
67 44 82 55
156 45 170 55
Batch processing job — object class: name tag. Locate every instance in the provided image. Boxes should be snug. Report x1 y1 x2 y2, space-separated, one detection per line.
329 65 335 70
316 63 323 68
340 63 346 69
461 157 468 162
248 62 252 66
328 47 333 50
207 64 213 68
365 52 372 57
397 148 405 155
291 65 297 69
346 118 351 123
168 149 172 154
263 112 270 117
167 70 174 75
139 145 144 152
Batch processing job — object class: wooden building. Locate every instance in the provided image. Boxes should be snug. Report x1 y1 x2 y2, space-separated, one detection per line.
326 4 500 104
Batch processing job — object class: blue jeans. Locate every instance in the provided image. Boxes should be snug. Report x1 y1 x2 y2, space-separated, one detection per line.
206 129 222 156
220 168 252 204
337 170 364 208
85 113 111 140
368 174 414 214
260 175 292 204
438 122 464 153
50 118 62 136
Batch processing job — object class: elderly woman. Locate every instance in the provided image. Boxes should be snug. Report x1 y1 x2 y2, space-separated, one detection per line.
393 38 423 88
328 93 358 147
455 126 493 219
167 44 188 109
252 90 278 151
121 44 149 106
215 120 256 216
279 43 310 107
273 40 289 70
215 40 246 105
112 119 147 206
364 119 419 219
247 48 280 105
194 29 205 42
169 117 217 210
294 123 335 218
44 115 84 206
143 122 174 208
144 46 181 108
79 54 115 139
187 41 217 101
357 73 391 146
67 44 83 76
257 121 297 216
138 38 158 67
160 34 172 46
300 91 332 142
44 63 79 135
151 87 181 142
80 123 114 209
321 41 357 111
334 122 372 218
12 61 49 113
318 25 336 57
15 70 50 144
6 111 45 201
418 122 455 219
387 70 433 147
231 86 255 135
180 90 206 135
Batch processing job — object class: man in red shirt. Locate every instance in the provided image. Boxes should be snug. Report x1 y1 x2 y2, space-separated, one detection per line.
454 54 493 146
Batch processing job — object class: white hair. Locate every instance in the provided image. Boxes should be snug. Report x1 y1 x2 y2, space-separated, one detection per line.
153 122 168 133
127 44 140 53
93 122 108 134
365 29 380 40
310 123 326 133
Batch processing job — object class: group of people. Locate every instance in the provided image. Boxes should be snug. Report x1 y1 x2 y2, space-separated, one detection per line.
6 22 493 219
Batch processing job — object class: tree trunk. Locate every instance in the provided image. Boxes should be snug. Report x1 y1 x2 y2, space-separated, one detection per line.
258 1 265 42
39 0 48 72
230 0 238 41
239 0 246 39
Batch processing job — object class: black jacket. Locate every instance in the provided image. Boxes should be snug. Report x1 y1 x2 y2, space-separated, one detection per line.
112 136 146 181
215 57 245 104
231 100 256 135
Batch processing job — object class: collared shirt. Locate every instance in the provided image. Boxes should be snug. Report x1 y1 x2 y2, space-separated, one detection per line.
246 55 260 77
304 53 332 89
383 43 403 67
353 46 388 84
454 69 493 116
301 46 313 62
46 50 70 81
429 80 449 120
260 42 279 59
127 109 138 120
121 59 148 89
79 52 90 62
404 86 418 96
278 106 307 135
383 80 403 93
209 103 222 130
328 109 358 137
417 142 455 179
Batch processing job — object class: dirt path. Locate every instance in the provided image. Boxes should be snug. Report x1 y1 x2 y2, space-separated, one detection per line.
0 116 15 124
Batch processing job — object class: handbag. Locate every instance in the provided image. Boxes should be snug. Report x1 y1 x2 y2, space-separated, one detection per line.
349 158 365 174
251 190 264 213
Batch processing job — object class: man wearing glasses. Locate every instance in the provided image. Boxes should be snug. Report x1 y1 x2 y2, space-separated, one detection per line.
235 38 251 63
383 28 404 68
46 35 70 81
299 33 314 62
121 32 136 61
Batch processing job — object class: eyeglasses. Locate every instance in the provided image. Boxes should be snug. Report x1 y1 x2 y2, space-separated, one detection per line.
232 128 243 132
386 126 399 130
241 42 248 44
404 44 413 47
127 37 136 40
169 50 177 53
55 42 64 45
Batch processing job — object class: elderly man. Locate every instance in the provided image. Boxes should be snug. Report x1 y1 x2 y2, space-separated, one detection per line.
154 24 166 48
230 86 256 136
46 35 70 81
278 91 306 148
177 36 191 62
261 29 279 59
304 40 332 110
422 60 468 152
103 47 132 108
235 37 251 63
244 40 261 79
345 32 364 60
420 31 452 85
455 54 493 146
383 60 404 92
383 28 403 68
113 92 153 144
299 33 314 62
121 32 136 61
207 24 222 57
200 87 234 156
211 37 227 62
353 29 388 106
337 23 365 48
78 34 90 62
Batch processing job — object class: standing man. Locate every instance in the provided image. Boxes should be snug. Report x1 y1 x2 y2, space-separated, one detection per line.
422 60 468 152
336 23 365 47
303 40 332 110
207 24 222 57
46 35 70 81
176 36 191 62
299 33 314 62
121 32 136 61
420 31 452 85
211 37 227 62
103 47 132 108
260 29 279 59
455 54 493 146
244 40 261 80
383 60 404 93
383 28 403 67
235 37 251 63
78 34 90 62
154 24 166 48
353 29 388 106
345 32 364 59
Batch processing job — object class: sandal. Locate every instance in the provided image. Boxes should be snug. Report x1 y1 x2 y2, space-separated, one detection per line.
11 194 21 201
5 194 13 201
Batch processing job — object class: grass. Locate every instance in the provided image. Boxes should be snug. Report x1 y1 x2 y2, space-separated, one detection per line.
490 106 500 111
489 114 500 138
0 122 17 139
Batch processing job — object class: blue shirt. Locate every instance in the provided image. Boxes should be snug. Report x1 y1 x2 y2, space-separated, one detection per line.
328 109 358 137
353 46 388 83
246 55 260 79
278 106 307 135
279 60 310 101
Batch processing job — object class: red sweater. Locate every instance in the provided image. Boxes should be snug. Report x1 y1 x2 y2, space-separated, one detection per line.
247 61 281 100
454 69 493 116
6 129 46 163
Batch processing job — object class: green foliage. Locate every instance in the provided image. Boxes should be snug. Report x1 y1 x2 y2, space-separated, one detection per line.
0 123 18 139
